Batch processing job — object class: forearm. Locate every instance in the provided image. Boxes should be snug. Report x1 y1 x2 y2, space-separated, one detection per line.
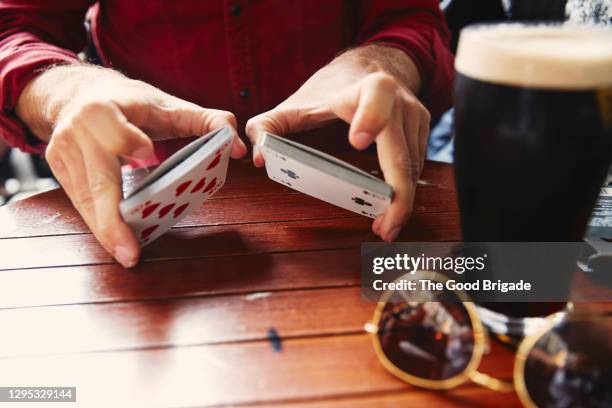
15 64 125 142
0 1 96 151
281 43 422 112
246 43 430 243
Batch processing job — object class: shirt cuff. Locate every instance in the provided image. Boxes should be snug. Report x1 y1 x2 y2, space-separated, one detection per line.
1 49 79 154
358 12 455 121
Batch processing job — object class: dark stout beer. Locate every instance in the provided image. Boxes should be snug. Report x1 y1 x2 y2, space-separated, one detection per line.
453 24 612 322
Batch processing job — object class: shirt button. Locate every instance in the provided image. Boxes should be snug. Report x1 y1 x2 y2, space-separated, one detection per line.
230 4 241 16
239 88 250 98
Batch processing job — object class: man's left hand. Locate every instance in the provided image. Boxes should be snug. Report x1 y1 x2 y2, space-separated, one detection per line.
246 45 430 242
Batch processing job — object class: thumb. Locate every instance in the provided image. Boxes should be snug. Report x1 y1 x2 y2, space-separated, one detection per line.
245 113 286 167
246 105 336 167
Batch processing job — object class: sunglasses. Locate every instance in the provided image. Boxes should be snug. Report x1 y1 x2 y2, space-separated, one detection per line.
364 271 612 408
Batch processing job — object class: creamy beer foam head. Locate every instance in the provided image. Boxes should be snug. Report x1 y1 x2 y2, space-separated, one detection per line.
455 24 612 90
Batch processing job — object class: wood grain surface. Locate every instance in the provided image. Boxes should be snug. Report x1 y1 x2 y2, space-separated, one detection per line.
0 153 528 408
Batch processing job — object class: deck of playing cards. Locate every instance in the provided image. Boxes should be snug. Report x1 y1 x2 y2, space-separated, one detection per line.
259 133 393 218
120 127 233 246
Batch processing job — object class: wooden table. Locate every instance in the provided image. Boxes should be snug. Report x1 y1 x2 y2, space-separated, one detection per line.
0 148 525 407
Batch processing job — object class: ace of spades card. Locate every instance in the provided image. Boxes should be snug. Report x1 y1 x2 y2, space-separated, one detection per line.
259 133 393 219
119 127 233 246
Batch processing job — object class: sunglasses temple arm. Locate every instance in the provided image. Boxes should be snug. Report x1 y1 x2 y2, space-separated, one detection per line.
469 370 514 393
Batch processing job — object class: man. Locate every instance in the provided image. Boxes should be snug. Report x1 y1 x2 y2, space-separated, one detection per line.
0 1 453 267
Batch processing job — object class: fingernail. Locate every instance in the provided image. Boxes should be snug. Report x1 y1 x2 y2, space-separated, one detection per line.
236 138 247 154
253 147 264 167
354 132 372 147
131 147 153 160
115 245 138 268
386 226 402 242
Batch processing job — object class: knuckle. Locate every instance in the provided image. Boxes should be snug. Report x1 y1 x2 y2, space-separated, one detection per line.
45 138 60 157
401 100 428 125
48 130 76 160
50 128 73 148
421 121 431 139
76 100 113 118
103 139 127 155
394 151 412 169
400 94 419 111
366 72 397 90
421 105 431 123
88 175 113 196
392 152 423 182
219 110 237 126
156 104 174 125
72 100 123 131
112 131 139 154
111 126 147 155
73 188 94 213
45 150 62 170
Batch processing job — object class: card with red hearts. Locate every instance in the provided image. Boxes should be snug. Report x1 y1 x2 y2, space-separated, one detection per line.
119 127 233 246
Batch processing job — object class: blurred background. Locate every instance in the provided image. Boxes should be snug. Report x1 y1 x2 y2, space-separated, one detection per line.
0 138 57 206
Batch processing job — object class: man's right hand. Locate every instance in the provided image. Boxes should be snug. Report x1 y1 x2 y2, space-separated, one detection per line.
16 65 246 268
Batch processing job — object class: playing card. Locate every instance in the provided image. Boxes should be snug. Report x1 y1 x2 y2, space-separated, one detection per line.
119 127 233 246
259 133 393 218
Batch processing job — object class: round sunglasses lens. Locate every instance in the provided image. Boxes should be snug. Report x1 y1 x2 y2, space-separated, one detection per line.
377 293 475 381
523 316 612 407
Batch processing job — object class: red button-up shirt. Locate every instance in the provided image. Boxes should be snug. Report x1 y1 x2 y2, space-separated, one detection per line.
0 0 453 154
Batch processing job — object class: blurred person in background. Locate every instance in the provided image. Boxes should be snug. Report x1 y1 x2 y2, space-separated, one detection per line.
428 0 611 164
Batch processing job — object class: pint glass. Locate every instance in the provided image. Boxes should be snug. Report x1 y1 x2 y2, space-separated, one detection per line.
453 24 612 336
